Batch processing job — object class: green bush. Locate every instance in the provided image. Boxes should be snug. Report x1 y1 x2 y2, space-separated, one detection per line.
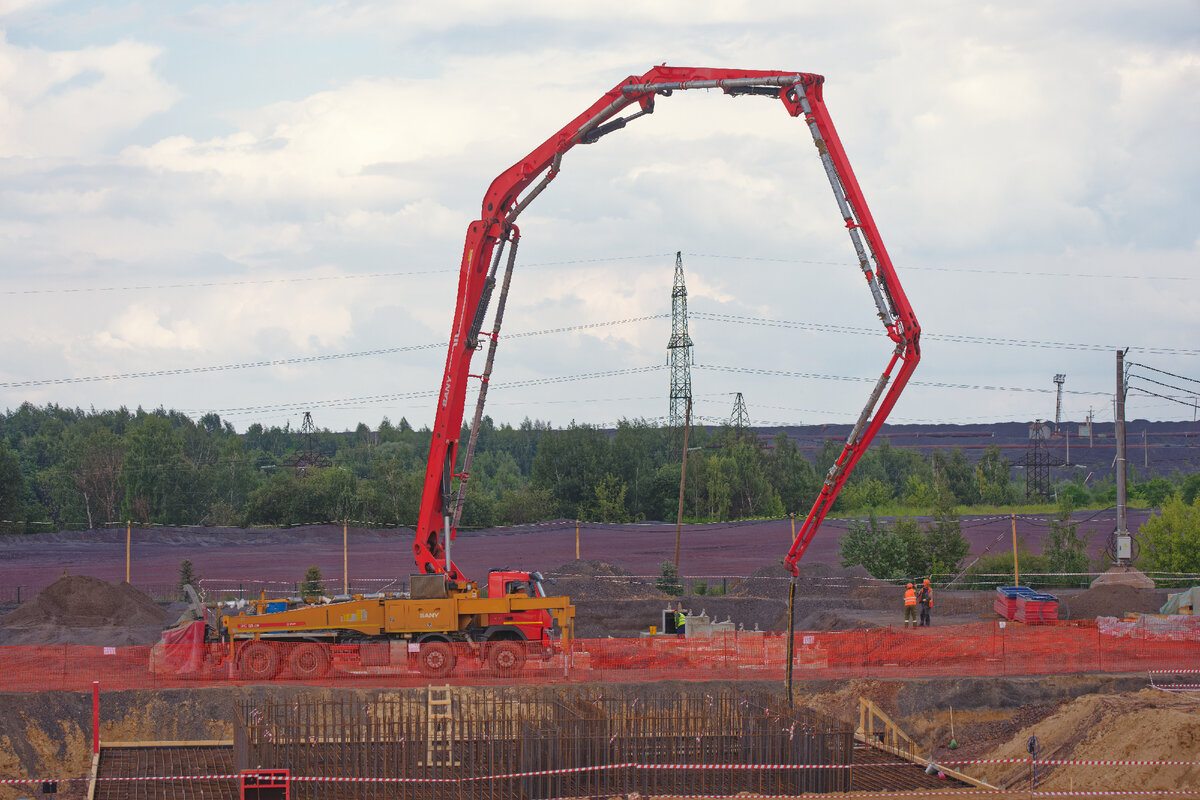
300 565 325 596
655 560 683 596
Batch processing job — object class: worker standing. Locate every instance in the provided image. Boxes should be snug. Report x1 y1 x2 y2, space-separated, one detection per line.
903 583 917 628
674 607 686 637
918 578 933 627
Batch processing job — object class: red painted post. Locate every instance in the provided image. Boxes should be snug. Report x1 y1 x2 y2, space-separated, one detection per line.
92 680 100 755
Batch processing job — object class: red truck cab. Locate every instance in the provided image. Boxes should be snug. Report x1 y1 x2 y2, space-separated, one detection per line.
485 569 555 647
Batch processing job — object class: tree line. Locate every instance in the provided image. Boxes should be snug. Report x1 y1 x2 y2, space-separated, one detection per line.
1 402 1198 574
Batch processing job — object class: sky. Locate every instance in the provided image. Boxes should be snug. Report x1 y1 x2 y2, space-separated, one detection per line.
1 1 1197 435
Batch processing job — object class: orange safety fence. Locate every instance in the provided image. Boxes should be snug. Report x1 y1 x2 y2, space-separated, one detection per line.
1 618 1197 692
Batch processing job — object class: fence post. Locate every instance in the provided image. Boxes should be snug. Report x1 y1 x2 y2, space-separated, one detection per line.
92 680 100 755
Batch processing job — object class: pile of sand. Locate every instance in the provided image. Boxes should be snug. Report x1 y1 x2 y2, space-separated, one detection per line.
547 560 668 602
971 688 1200 791
728 562 873 599
0 575 169 645
1062 584 1169 620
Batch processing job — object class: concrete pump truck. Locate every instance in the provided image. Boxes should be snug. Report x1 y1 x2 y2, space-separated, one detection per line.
152 65 919 681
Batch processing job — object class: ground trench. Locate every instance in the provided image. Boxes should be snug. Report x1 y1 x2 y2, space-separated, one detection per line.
0 674 1157 800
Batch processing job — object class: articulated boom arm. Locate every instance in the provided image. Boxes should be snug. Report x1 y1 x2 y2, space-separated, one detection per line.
412 66 920 581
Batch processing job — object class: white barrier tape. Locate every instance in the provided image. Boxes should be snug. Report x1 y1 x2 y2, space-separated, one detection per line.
10 753 1199 787
541 791 1200 800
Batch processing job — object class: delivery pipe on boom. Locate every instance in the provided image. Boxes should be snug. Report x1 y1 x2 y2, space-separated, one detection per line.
412 66 919 590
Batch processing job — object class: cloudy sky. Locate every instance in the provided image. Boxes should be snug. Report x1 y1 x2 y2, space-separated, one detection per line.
1 1 1197 434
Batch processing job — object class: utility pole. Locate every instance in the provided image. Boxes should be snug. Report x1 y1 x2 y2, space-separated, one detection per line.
1114 349 1131 565
674 397 693 573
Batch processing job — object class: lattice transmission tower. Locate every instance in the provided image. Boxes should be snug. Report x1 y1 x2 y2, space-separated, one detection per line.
729 392 750 435
667 251 694 432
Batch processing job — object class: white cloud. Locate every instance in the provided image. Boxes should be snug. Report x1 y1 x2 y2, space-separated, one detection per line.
0 32 178 158
0 3 1196 429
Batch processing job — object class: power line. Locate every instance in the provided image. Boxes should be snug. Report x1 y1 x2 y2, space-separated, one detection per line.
0 316 668 389
1127 362 1200 385
694 364 1113 397
694 312 1200 356
7 250 1194 296
1127 385 1199 409
1 254 675 296
686 252 1197 281
1127 373 1199 396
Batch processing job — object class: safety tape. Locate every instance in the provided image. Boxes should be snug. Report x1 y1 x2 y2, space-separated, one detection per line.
7 755 1200 786
538 793 1200 799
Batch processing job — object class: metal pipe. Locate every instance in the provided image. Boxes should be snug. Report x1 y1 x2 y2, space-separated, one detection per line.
621 75 807 94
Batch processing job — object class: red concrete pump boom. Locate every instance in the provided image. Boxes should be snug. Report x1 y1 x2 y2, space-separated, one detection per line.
413 66 921 581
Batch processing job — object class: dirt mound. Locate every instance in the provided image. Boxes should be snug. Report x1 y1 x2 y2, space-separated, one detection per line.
794 609 875 630
728 562 873 599
971 688 1200 791
0 575 168 629
1061 584 1168 619
547 560 667 602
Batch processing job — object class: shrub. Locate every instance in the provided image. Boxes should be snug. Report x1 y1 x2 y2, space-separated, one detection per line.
300 565 325 596
655 560 683 596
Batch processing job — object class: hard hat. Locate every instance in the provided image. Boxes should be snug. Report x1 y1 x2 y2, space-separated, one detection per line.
924 578 931 585
906 583 913 588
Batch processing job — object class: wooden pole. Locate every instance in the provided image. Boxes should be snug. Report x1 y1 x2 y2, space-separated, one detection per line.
575 519 580 560
125 521 131 584
790 512 796 542
674 398 693 572
343 518 348 595
92 681 100 755
1011 513 1019 586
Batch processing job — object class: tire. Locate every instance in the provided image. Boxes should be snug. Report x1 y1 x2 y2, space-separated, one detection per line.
417 641 456 679
288 643 330 679
486 641 527 677
240 641 281 681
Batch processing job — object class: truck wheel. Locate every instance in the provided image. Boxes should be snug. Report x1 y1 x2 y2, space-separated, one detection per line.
240 641 281 681
288 643 330 679
486 641 526 676
417 642 456 678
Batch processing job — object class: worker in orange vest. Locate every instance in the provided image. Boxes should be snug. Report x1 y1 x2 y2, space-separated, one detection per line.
903 583 917 628
918 578 933 627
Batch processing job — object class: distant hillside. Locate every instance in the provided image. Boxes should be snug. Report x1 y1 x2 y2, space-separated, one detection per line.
754 419 1200 484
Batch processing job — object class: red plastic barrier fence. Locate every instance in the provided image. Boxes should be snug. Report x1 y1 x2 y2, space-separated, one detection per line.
2 619 1197 692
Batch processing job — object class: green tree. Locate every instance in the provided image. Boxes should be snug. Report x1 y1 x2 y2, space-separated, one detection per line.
932 448 979 506
75 429 125 528
655 560 683 596
300 566 325 596
900 475 938 509
591 473 631 523
1138 496 1200 573
1043 500 1089 576
177 559 201 598
765 432 818 515
531 423 612 517
839 477 893 511
838 514 910 579
1179 473 1200 506
975 445 1015 505
0 440 24 529
495 485 558 525
120 416 194 523
1058 483 1091 508
1131 478 1174 508
922 494 970 577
